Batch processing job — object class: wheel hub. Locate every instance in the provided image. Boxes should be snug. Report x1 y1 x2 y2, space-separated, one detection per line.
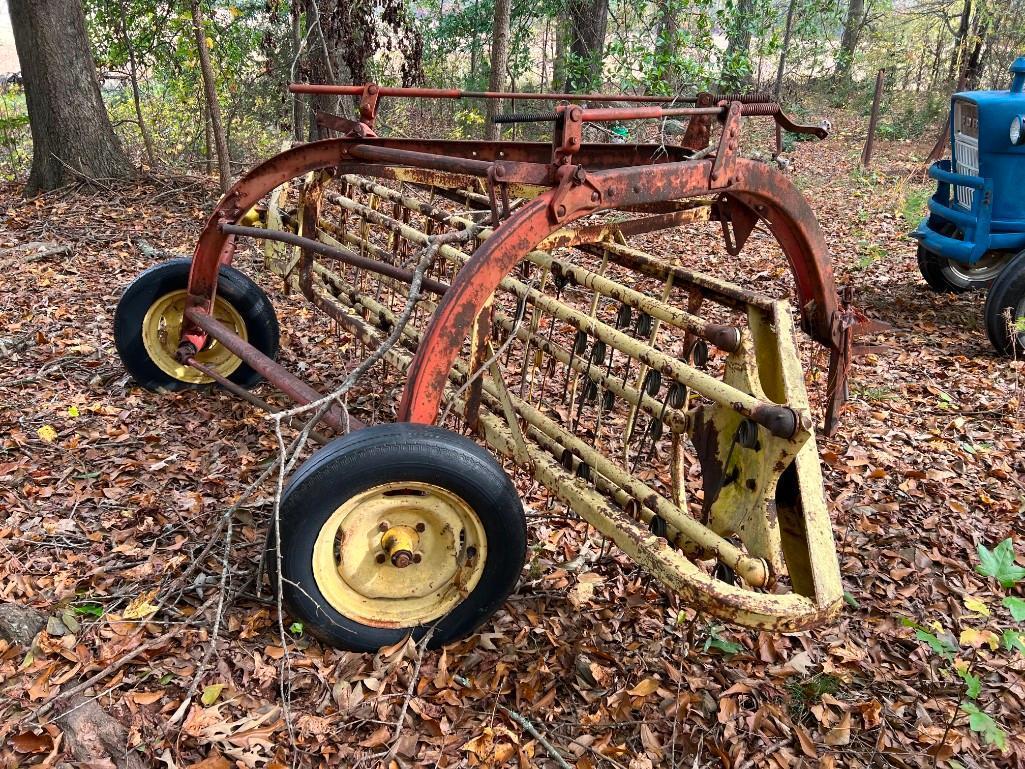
946 251 1011 284
312 482 487 627
142 290 247 383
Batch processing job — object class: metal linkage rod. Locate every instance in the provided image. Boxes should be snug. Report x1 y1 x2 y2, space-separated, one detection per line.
184 356 331 445
347 144 551 184
182 308 358 433
221 223 449 296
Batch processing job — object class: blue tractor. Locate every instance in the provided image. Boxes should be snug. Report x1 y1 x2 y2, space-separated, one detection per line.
913 56 1025 356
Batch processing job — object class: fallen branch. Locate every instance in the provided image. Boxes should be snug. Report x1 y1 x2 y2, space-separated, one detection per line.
453 674 573 769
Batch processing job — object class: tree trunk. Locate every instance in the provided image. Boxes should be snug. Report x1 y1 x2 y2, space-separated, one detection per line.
964 18 989 90
291 5 304 142
655 0 681 93
564 0 609 92
8 0 134 195
724 0 755 86
485 0 512 140
190 0 231 194
204 104 214 176
834 0 867 81
948 0 972 82
116 0 156 167
774 0 797 99
552 16 570 91
930 31 945 89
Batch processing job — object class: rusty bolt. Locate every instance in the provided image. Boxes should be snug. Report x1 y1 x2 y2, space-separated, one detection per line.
569 107 582 121
590 191 600 203
493 163 505 179
556 204 567 218
368 84 379 94
799 410 814 431
569 136 579 146
391 551 413 568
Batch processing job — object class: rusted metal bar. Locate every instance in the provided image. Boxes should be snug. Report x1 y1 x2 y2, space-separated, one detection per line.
537 208 711 250
577 106 722 122
347 144 551 185
184 356 330 445
289 82 686 103
220 223 449 296
182 307 358 433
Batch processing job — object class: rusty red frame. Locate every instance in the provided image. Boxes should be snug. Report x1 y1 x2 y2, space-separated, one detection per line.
177 84 852 433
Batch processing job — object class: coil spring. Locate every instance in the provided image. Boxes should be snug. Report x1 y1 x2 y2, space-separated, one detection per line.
707 91 774 104
492 111 560 124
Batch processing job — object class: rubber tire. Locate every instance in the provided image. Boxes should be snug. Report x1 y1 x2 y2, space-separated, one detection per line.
114 258 279 391
984 249 1025 357
274 423 527 652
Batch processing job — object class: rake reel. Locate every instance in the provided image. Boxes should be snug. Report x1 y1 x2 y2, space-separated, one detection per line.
114 84 850 651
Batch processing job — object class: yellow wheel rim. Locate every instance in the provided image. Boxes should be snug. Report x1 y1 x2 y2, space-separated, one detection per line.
312 481 488 628
141 290 247 384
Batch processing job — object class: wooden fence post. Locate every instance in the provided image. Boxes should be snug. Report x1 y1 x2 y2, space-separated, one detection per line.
861 68 886 168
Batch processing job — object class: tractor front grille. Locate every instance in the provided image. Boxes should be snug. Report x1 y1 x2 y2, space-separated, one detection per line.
953 101 979 210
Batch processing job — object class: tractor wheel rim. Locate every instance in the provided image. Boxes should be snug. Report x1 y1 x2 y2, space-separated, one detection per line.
142 290 247 384
312 481 487 628
946 252 1010 284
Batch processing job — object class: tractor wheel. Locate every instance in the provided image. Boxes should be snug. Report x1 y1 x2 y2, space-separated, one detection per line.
917 246 1011 293
271 423 527 652
114 258 279 391
984 249 1025 357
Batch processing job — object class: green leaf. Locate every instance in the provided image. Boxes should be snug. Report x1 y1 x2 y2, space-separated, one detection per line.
702 624 744 655
843 590 860 608
1002 629 1025 655
1002 596 1025 622
914 628 957 660
73 602 104 618
976 539 1025 588
961 703 1007 750
956 668 981 699
705 636 744 655
201 683 225 706
289 621 304 636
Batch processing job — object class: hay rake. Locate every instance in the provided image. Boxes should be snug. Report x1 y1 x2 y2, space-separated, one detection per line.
114 84 851 651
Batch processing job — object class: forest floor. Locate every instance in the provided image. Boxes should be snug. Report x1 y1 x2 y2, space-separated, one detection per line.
1 109 1023 769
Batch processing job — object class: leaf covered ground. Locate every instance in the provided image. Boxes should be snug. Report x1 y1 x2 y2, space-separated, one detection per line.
1 114 1023 769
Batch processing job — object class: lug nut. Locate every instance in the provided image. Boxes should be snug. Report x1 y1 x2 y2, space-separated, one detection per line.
378 521 390 532
415 522 426 533
376 553 387 564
